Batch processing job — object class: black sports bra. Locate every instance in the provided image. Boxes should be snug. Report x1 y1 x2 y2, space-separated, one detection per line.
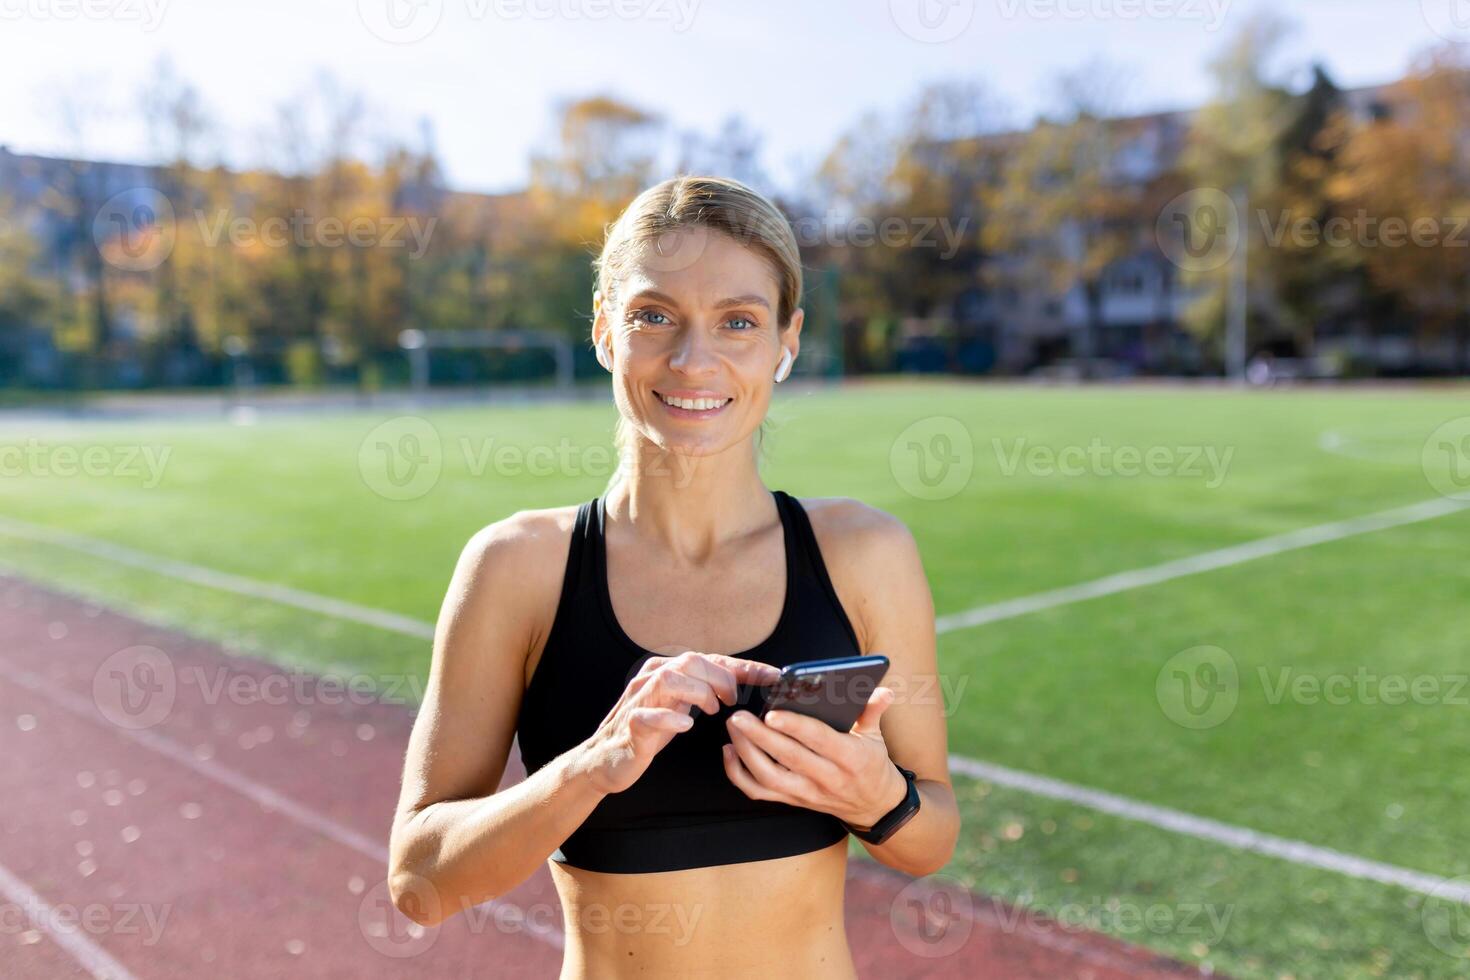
514 489 864 874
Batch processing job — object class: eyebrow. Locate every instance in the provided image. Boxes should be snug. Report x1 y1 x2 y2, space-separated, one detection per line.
629 289 771 312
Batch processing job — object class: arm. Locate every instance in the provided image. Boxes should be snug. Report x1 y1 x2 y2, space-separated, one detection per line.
834 507 959 877
388 512 608 926
389 512 776 925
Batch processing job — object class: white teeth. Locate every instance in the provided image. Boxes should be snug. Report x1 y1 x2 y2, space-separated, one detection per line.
660 393 728 411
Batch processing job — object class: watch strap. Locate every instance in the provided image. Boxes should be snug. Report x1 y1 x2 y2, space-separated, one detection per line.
845 763 920 845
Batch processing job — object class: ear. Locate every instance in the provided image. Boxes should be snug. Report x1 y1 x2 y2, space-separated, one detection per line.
782 306 803 363
591 290 607 347
591 292 614 370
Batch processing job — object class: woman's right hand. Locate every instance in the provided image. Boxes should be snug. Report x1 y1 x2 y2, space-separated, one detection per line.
578 652 780 795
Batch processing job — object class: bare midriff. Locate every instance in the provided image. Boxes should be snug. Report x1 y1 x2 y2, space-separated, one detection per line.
548 837 856 980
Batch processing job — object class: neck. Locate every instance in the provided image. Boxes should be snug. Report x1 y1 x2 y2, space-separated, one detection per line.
604 438 774 566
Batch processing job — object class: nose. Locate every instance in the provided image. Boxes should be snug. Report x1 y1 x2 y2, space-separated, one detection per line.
669 327 719 377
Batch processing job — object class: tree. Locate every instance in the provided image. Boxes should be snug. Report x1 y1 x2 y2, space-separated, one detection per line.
982 62 1147 378
528 96 663 238
0 202 55 337
1270 63 1349 358
674 115 770 194
140 55 213 349
807 78 1006 370
44 79 116 358
1323 44 1470 371
1177 12 1300 373
522 97 666 339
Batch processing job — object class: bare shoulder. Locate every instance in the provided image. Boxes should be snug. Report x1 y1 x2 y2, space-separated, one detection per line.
793 496 930 653
396 503 583 826
796 495 920 564
442 503 581 662
463 503 579 564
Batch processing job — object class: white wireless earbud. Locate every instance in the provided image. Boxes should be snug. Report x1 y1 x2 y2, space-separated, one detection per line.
773 348 793 383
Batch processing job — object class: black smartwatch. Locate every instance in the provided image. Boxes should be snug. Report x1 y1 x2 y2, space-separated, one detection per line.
844 763 920 845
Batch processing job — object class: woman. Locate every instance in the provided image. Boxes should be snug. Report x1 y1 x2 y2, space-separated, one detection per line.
389 175 959 978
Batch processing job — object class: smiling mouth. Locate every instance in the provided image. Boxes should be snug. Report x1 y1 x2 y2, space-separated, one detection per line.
654 391 734 413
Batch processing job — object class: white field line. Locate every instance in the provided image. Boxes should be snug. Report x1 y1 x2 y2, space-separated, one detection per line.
4 496 1462 646
0 515 435 640
0 858 142 980
0 658 563 951
935 496 1470 634
4 497 1469 901
951 756 1470 904
1316 428 1427 465
1317 429 1388 463
936 495 1470 901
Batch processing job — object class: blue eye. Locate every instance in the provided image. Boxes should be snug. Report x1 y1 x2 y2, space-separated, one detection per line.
727 316 756 331
633 309 670 326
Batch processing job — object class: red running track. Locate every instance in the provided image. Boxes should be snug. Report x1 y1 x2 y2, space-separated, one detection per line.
0 574 1202 979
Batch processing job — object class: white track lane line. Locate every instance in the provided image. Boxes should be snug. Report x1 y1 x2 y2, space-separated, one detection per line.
6 496 1465 645
950 756 1470 905
0 658 564 950
0 515 435 640
935 496 1470 634
4 497 1469 903
0 858 141 980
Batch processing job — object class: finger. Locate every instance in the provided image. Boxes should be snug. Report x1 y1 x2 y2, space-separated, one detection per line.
850 686 897 736
727 724 817 802
698 653 781 689
626 708 693 758
647 668 720 716
672 653 741 707
729 711 844 785
721 743 772 801
761 708 847 760
630 706 694 734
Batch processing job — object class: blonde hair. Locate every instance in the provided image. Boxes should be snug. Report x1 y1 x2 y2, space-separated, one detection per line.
592 175 804 495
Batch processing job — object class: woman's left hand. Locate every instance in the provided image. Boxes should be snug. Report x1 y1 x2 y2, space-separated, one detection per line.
722 686 907 830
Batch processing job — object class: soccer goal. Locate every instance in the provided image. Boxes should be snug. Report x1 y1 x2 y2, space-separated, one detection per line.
397 329 576 394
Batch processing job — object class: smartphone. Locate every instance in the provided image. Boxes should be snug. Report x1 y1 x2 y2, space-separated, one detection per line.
755 655 890 732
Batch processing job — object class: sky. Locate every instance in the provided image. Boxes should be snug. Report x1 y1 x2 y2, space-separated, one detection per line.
0 0 1462 196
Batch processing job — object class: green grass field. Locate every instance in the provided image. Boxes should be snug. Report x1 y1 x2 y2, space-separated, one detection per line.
2 379 1468 979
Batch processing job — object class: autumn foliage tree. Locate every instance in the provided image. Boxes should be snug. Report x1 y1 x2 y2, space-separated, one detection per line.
1322 45 1470 370
982 65 1149 378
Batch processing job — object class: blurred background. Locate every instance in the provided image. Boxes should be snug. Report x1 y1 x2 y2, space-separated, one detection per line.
2 3 1469 980
2 1 1468 394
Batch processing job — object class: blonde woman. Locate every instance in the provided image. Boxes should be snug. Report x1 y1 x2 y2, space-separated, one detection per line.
389 175 959 978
